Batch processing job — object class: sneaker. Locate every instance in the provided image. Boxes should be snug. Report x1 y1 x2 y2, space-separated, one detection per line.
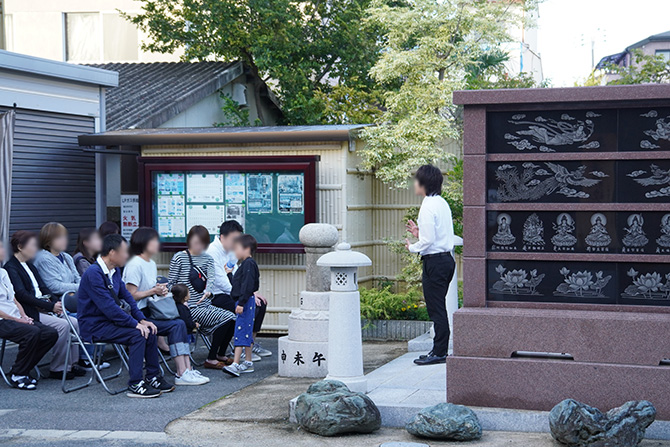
148 375 175 393
252 343 272 357
175 370 209 386
127 380 161 398
241 351 261 362
190 369 210 383
223 363 241 377
239 361 254 373
79 359 111 371
10 375 36 390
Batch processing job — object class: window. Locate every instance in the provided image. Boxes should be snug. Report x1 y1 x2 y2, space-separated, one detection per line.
65 12 138 62
655 49 670 62
65 13 101 62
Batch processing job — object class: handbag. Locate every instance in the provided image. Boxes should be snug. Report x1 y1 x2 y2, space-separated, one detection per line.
147 295 179 320
99 270 132 315
186 251 207 294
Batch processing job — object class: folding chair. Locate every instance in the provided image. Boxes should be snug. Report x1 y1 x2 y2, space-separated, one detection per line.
1 338 42 387
60 292 127 394
158 348 175 375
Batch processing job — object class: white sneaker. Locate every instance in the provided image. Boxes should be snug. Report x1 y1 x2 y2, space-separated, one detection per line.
239 361 254 373
252 343 272 357
175 370 208 386
223 363 241 377
241 351 261 362
190 369 210 383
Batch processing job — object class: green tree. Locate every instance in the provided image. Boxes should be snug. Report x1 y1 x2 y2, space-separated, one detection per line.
125 0 383 125
606 49 670 85
360 0 539 186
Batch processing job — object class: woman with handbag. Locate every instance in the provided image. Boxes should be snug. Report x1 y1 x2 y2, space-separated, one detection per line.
168 225 235 371
123 227 209 386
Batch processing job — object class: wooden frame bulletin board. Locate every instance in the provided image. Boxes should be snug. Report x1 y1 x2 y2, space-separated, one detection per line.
138 155 318 253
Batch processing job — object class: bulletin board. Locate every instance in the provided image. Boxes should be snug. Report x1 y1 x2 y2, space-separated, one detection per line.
138 156 318 253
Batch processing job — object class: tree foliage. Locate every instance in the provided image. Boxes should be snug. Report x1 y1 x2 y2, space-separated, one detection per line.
360 0 539 186
606 50 670 85
125 0 383 125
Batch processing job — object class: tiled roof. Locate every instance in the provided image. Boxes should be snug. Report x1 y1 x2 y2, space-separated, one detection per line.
87 61 246 131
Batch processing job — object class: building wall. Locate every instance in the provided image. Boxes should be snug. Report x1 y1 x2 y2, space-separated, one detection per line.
159 79 282 129
3 0 180 63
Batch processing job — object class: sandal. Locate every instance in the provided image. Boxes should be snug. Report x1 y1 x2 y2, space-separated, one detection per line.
11 376 36 390
203 360 227 370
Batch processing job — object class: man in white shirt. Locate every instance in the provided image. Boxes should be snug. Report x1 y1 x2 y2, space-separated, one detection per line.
406 164 455 365
208 220 272 358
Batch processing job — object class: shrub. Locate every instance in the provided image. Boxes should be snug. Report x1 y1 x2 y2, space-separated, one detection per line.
360 286 429 322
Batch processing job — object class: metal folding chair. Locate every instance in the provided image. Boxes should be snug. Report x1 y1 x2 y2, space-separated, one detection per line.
60 292 127 394
158 348 175 375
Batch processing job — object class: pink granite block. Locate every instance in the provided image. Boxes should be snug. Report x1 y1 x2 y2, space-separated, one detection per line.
462 257 486 307
452 307 670 365
463 155 486 206
447 355 670 420
463 206 486 258
463 106 486 156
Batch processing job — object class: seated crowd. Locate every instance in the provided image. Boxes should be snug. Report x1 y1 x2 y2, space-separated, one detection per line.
0 219 270 398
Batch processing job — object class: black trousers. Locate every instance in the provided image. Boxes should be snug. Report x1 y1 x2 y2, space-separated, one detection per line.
212 293 267 333
421 253 455 357
0 320 58 376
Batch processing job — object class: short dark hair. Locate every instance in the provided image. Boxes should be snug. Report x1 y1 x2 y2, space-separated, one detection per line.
187 225 211 248
101 234 127 257
171 284 189 304
235 234 258 256
10 230 38 253
220 220 244 236
130 227 159 256
98 221 120 238
415 164 443 196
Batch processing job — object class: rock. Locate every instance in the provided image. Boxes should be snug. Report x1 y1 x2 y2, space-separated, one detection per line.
294 380 381 436
549 399 656 447
405 403 482 441
299 223 339 248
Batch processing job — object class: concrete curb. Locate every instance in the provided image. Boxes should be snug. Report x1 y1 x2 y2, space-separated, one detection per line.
0 429 168 442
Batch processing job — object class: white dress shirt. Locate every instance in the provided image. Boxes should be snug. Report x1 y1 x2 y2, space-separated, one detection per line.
206 237 237 295
0 269 21 320
408 194 455 256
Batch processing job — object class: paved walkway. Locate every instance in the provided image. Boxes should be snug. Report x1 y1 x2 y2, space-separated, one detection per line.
366 352 446 426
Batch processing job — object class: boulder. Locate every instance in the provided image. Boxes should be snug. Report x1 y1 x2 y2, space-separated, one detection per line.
549 399 656 447
406 403 482 441
294 380 381 436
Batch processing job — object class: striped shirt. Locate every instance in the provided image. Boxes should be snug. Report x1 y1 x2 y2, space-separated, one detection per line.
168 250 233 331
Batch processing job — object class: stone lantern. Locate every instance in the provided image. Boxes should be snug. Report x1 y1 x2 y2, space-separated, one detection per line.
317 242 371 393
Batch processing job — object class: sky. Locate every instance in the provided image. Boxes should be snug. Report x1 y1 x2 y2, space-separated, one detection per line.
537 0 670 86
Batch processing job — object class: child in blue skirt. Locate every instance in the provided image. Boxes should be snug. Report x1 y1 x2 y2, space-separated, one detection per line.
223 234 260 377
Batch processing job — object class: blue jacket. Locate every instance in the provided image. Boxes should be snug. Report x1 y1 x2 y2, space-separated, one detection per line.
77 262 145 341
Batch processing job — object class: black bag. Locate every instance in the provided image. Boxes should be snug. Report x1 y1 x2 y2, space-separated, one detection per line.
100 270 132 315
186 251 207 294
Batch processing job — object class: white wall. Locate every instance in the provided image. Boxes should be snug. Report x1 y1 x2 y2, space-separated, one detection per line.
4 0 181 63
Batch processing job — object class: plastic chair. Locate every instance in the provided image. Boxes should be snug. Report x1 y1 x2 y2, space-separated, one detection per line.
60 292 127 394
